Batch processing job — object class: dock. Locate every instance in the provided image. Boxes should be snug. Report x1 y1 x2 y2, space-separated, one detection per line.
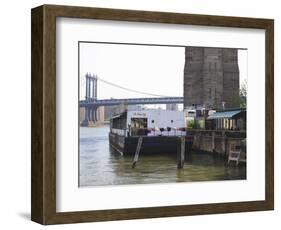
188 130 246 162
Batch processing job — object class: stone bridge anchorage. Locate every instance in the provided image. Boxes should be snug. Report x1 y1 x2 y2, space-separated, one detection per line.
80 73 183 127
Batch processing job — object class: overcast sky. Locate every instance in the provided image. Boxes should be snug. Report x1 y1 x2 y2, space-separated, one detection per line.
79 43 247 101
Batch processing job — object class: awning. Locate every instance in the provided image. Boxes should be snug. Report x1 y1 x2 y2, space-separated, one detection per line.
207 110 242 119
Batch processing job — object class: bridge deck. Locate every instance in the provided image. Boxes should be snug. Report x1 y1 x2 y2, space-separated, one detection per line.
80 96 183 107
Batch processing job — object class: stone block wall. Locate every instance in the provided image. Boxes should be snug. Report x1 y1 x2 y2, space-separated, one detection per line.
184 47 240 109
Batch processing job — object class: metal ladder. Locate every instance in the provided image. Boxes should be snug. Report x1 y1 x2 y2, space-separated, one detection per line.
228 149 241 165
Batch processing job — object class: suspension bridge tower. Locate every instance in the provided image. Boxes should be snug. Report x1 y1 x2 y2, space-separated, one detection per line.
81 73 98 127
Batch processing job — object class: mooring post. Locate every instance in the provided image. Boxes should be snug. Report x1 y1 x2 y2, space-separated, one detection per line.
132 137 143 168
177 136 185 169
212 131 215 152
222 131 226 156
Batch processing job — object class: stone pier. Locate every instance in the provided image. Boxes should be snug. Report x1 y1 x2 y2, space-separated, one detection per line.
81 106 98 127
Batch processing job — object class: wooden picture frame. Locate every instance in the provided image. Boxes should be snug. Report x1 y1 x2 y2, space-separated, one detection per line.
31 4 274 225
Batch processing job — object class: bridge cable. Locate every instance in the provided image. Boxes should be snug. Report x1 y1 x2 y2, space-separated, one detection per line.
97 76 170 97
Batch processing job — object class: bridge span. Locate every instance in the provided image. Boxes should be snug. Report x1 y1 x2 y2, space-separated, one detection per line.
80 96 183 107
80 73 183 126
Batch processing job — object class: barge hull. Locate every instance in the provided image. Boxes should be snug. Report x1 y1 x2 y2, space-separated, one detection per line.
109 133 191 155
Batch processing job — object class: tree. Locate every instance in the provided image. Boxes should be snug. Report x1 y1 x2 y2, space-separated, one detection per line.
226 79 247 108
239 79 247 108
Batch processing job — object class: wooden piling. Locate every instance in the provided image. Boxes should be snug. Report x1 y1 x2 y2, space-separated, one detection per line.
222 131 226 155
177 136 185 169
132 137 143 168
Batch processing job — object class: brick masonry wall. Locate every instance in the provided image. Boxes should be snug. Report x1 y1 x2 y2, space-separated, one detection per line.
184 47 240 109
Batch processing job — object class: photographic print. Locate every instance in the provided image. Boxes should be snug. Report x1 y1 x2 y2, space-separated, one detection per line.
79 42 247 187
31 5 273 224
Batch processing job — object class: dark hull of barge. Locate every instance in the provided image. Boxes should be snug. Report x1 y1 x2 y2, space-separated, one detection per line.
109 132 191 155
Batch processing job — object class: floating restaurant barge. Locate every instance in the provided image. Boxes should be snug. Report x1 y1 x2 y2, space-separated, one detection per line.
109 110 190 155
109 107 246 165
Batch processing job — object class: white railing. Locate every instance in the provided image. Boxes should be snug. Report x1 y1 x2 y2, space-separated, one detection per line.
147 130 186 136
111 128 126 136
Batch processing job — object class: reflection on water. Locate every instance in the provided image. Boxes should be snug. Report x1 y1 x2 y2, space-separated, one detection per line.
79 126 246 187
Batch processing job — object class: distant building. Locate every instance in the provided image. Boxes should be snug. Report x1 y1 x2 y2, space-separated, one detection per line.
104 105 125 120
79 107 85 124
127 105 143 111
104 106 116 121
104 104 143 121
184 47 240 109
96 106 105 122
166 104 178 111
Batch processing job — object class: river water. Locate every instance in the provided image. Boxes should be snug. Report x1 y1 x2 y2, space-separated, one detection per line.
79 125 246 187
